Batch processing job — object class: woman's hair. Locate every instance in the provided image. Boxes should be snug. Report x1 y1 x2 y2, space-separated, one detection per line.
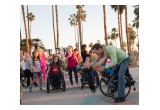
50 55 61 72
32 51 40 66
81 44 87 51
51 55 61 66
74 48 78 52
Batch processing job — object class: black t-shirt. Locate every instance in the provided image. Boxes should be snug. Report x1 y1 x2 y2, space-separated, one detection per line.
81 51 89 63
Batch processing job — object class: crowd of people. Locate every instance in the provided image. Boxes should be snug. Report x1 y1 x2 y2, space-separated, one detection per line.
20 42 130 103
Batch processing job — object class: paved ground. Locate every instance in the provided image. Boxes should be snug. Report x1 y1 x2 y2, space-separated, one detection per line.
21 67 139 105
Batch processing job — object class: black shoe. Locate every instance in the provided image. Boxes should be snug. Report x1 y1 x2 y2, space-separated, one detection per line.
22 84 26 87
81 83 84 89
91 89 96 93
114 98 126 103
110 88 117 94
29 87 32 92
39 88 45 92
34 83 39 87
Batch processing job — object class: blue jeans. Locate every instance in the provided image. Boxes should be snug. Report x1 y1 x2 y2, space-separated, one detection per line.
113 57 130 98
82 73 87 83
89 70 95 83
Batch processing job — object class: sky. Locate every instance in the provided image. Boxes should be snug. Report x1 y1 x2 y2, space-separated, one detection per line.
20 5 137 51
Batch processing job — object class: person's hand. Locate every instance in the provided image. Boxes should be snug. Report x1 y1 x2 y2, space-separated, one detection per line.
95 66 105 73
84 62 91 68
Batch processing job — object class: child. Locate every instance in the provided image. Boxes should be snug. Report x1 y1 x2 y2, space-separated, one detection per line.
29 51 44 92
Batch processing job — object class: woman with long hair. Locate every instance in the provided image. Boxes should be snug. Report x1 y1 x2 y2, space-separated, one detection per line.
48 55 64 89
29 51 44 92
65 45 79 88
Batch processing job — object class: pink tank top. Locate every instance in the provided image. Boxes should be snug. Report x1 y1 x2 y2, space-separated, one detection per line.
40 53 46 67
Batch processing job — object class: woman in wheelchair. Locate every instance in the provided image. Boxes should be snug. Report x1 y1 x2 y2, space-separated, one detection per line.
48 55 64 89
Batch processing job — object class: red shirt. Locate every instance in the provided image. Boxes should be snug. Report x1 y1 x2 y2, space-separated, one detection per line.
50 64 61 74
65 53 77 68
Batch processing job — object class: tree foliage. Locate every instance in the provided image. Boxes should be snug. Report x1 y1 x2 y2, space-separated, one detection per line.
20 38 45 51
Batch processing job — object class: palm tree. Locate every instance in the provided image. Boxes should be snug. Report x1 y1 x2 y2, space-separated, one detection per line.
22 5 29 53
68 13 78 44
97 40 101 44
133 5 139 19
111 5 125 49
128 25 137 52
20 38 45 51
20 28 22 43
103 5 108 45
76 5 86 47
55 5 59 47
27 12 35 41
88 42 93 48
52 5 57 49
80 9 87 43
125 5 131 54
27 5 30 41
110 28 119 47
132 5 139 50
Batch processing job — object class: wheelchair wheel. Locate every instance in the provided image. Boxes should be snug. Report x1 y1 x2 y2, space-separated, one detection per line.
108 74 131 99
99 77 110 97
46 77 50 94
94 72 99 87
61 75 66 91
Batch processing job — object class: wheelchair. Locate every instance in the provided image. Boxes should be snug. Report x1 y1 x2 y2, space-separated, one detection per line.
99 66 136 99
79 68 99 92
46 72 66 94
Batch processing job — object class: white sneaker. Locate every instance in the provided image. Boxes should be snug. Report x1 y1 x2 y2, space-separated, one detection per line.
71 84 74 88
76 83 79 87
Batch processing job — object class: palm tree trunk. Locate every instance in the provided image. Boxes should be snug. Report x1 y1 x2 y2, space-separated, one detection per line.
137 28 139 43
52 5 57 49
22 5 30 53
78 6 82 47
20 28 22 43
115 39 117 47
103 5 108 45
125 5 130 54
118 6 122 49
120 13 124 50
27 5 30 40
74 25 77 43
81 24 83 45
77 25 81 52
137 28 139 51
55 5 59 48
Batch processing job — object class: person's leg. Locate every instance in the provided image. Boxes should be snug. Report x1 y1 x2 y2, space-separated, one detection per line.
90 70 95 83
54 74 59 89
87 72 95 92
57 73 62 88
26 69 31 87
68 68 73 85
41 66 46 81
51 74 56 88
116 57 130 101
29 72 36 92
38 72 44 91
73 67 78 84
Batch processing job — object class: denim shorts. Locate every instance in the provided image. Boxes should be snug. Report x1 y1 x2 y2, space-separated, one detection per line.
33 71 42 78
